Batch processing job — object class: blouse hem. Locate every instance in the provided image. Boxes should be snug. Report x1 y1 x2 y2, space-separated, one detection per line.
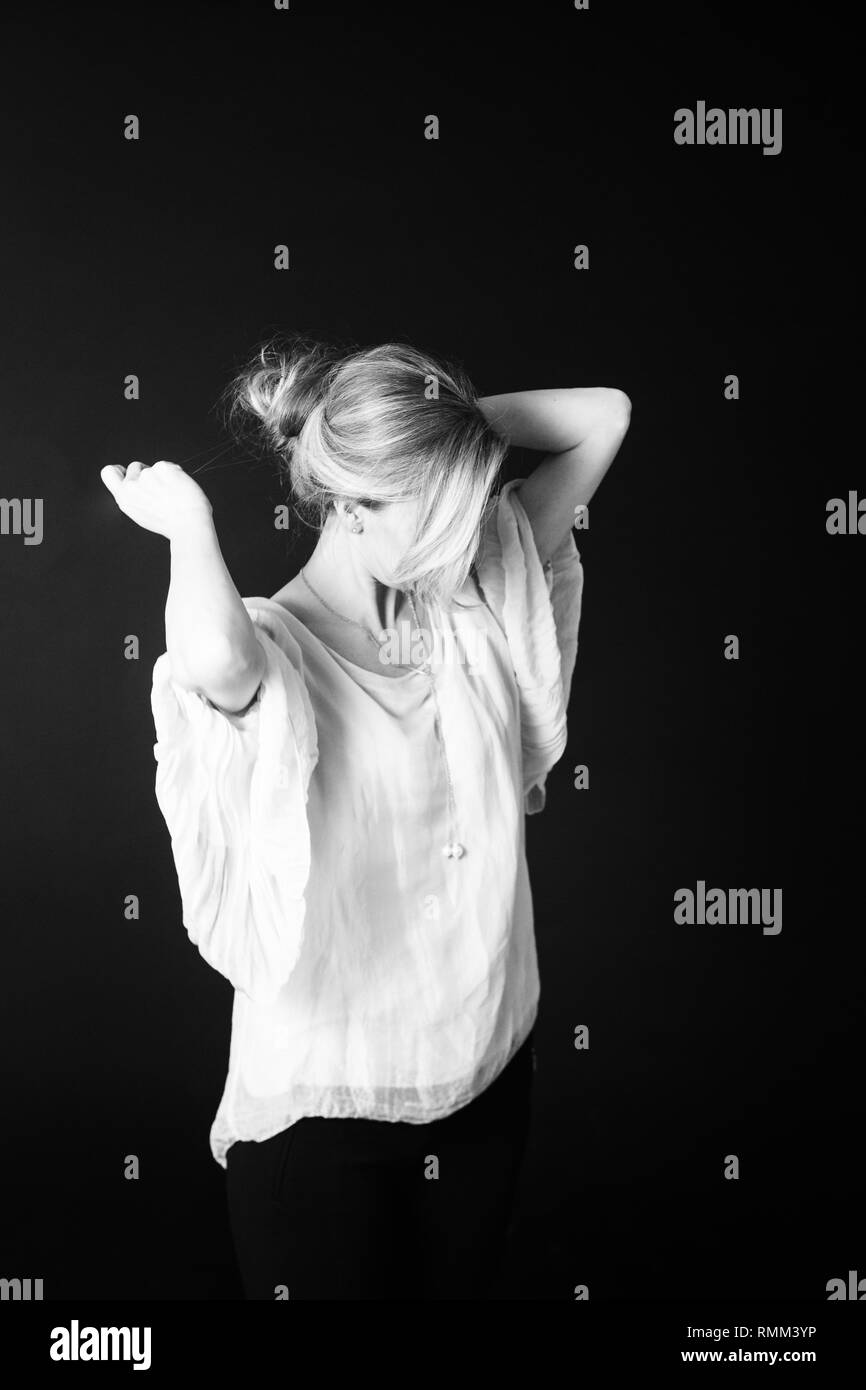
211 1002 540 1170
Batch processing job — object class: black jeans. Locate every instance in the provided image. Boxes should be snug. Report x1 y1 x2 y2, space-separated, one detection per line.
225 1029 535 1300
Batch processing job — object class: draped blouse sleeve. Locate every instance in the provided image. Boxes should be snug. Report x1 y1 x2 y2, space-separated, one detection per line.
149 597 319 1005
473 477 585 815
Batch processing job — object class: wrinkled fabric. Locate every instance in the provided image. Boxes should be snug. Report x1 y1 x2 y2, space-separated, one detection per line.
150 477 584 1167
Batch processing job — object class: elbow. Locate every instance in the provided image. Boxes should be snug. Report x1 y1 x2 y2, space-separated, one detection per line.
605 388 632 431
172 633 266 712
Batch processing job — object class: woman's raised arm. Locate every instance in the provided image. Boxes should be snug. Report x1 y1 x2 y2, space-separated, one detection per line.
478 387 631 564
101 460 265 712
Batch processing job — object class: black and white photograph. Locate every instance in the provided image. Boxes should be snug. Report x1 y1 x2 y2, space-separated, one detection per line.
0 0 862 1364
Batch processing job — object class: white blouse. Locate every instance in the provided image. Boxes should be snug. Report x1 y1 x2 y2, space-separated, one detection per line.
150 478 584 1167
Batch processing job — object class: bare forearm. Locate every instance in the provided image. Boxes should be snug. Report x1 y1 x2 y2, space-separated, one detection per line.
166 518 264 704
478 387 628 452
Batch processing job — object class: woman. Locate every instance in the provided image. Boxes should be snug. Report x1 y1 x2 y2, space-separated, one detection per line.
101 337 631 1300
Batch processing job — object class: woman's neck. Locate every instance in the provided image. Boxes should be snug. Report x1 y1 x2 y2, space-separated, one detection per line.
302 519 408 635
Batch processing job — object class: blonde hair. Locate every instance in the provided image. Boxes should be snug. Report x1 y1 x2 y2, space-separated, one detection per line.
224 335 508 607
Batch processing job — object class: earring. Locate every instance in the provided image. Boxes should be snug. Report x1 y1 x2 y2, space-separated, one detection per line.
350 516 363 533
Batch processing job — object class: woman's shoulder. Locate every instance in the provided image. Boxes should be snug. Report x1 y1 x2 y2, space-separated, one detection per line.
243 582 345 688
257 575 327 632
241 581 307 634
235 586 318 680
267 573 305 610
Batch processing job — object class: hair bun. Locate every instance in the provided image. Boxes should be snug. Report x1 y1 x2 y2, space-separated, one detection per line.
226 335 342 455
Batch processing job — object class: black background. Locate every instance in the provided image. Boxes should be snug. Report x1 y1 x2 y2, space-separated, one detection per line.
0 0 861 1301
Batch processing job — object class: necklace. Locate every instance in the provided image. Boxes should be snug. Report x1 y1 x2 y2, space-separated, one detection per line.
299 566 465 860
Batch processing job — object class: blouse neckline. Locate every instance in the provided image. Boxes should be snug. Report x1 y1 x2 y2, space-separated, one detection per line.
269 599 424 685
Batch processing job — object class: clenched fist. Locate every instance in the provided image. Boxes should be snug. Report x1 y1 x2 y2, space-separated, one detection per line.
100 460 214 540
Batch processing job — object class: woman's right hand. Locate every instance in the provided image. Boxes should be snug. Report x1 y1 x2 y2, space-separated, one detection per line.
100 460 214 540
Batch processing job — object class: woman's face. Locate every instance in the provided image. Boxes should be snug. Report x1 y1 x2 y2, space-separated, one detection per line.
351 497 422 586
